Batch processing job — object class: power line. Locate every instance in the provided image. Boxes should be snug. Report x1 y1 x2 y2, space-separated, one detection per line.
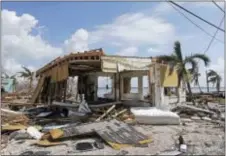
168 2 224 44
203 15 224 54
212 0 225 13
198 15 224 66
169 1 225 32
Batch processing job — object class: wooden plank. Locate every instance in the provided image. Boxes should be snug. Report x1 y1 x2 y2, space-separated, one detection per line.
30 76 45 103
96 105 116 121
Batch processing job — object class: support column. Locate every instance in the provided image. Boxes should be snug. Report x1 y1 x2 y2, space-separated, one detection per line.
63 79 67 102
94 75 98 101
123 77 131 93
111 75 115 98
116 73 120 101
138 76 143 100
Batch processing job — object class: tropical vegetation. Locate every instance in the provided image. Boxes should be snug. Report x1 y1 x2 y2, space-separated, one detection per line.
156 41 210 104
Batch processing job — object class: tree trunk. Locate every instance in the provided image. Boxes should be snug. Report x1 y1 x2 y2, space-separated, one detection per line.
217 81 220 93
176 76 182 103
29 77 33 91
186 81 195 105
197 81 203 93
206 71 209 93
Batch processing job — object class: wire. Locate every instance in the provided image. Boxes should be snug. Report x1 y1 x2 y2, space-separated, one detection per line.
168 2 224 44
212 0 225 13
203 15 224 54
169 1 225 32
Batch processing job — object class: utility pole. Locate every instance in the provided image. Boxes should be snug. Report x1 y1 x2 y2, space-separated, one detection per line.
206 70 209 93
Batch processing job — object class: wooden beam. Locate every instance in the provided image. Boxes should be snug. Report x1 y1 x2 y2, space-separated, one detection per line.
96 105 116 121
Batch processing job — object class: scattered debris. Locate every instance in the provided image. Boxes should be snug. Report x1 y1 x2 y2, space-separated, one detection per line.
96 105 116 121
27 126 44 140
158 150 182 156
75 142 94 151
179 144 187 153
116 150 129 155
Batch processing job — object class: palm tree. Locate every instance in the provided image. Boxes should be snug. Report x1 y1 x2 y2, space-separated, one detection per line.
156 41 210 105
189 68 203 93
207 69 222 92
18 66 33 91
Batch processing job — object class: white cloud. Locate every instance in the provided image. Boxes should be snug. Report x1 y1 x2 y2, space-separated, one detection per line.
147 47 160 54
3 58 36 76
64 28 89 53
153 2 186 15
193 2 224 8
2 9 62 73
116 47 138 56
90 12 175 47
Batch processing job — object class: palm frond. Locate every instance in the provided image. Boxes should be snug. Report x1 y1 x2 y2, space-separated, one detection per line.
21 66 32 76
207 69 218 77
18 71 30 78
184 57 198 73
188 53 210 66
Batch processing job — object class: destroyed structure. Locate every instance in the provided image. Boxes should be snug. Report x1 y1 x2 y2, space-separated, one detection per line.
31 48 186 108
2 49 225 155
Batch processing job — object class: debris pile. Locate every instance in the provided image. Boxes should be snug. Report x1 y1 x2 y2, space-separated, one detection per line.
171 102 225 126
1 97 225 155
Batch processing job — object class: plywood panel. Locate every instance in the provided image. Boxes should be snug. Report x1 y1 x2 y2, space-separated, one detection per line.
160 65 178 87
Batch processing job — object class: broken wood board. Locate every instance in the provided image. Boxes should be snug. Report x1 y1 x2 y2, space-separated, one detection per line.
95 120 152 150
30 76 45 103
96 105 116 121
112 109 128 118
34 139 67 147
2 124 27 131
52 101 122 109
47 119 151 150
171 104 215 115
1 109 29 125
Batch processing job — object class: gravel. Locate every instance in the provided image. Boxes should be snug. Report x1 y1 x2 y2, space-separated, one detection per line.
1 119 225 155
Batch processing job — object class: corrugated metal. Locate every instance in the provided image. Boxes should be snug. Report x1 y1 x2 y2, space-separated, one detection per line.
101 56 152 73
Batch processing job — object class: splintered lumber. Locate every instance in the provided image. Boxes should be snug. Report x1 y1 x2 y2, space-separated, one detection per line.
46 119 152 150
1 109 29 125
30 76 45 103
172 104 215 115
96 105 116 121
112 109 128 118
1 108 23 115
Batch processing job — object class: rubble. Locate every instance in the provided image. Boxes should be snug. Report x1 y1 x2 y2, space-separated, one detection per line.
1 96 225 155
172 102 225 123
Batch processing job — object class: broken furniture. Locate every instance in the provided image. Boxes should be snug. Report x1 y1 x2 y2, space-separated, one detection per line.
130 107 180 125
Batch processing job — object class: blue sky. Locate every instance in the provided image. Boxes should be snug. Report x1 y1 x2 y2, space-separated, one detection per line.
2 1 225 87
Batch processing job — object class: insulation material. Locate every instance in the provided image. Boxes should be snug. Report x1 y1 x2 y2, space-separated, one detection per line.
78 100 92 113
27 126 44 140
101 56 152 72
130 107 180 125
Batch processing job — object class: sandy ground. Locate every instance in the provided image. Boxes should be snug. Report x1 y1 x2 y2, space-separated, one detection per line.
1 118 225 155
